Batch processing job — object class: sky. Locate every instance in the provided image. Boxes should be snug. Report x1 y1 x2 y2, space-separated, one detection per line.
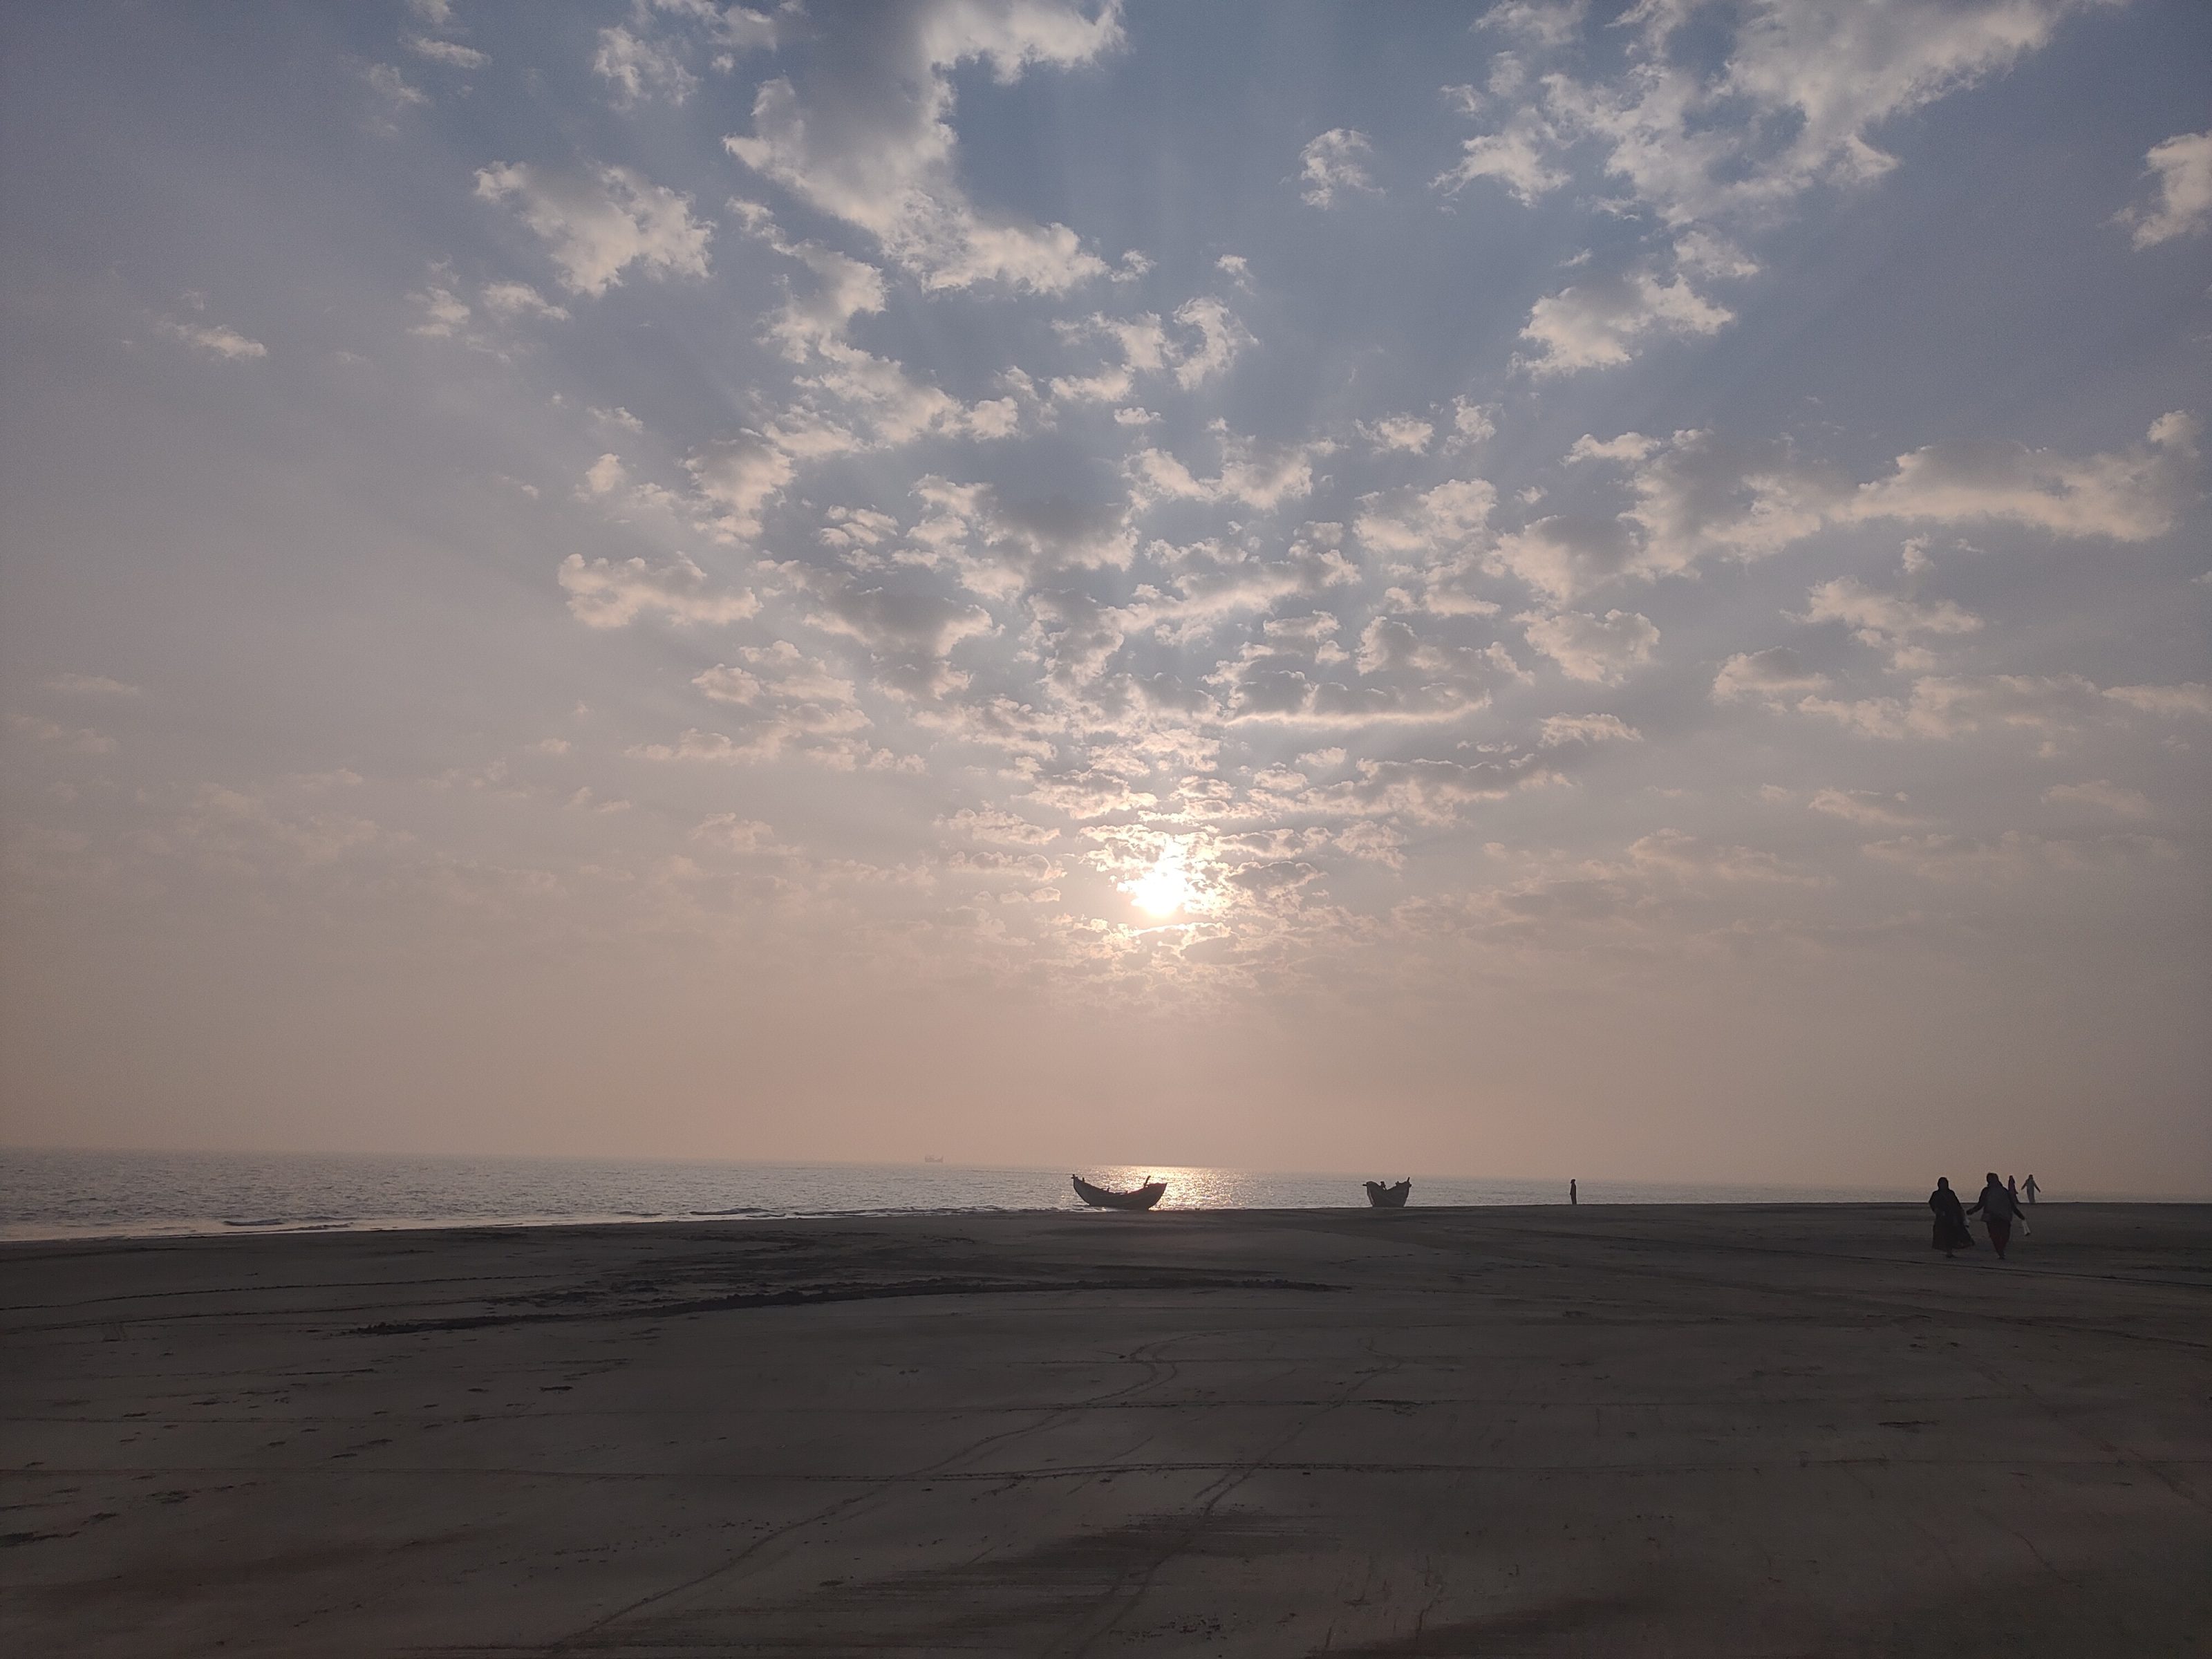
2 0 2208 1192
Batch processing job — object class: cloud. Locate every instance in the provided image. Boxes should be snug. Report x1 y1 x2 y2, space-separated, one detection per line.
909 477 1137 600
1848 412 2200 541
1730 673 2209 742
594 25 697 107
2043 780 2150 818
1517 267 1732 375
1359 414 1436 455
686 433 798 540
1805 788 1915 827
1627 828 1824 888
157 316 266 360
1712 648 1828 704
1436 107 1566 205
557 553 759 626
1539 712 1640 747
1474 1 1586 48
794 568 997 700
1519 608 1659 684
1554 413 2198 599
684 641 877 765
45 673 140 698
1797 578 1980 645
2118 129 2212 249
478 280 569 322
475 162 713 295
1129 424 1331 514
1862 831 2173 883
1524 0 2099 230
366 63 429 108
406 35 487 68
1049 296 1250 402
724 0 1122 292
10 713 116 755
1353 476 1499 611
2102 682 2212 720
941 806 1060 845
1298 128 1379 207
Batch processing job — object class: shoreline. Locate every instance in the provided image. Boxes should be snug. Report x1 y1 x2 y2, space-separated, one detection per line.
8 1194 2182 1250
6 1203 2206 1655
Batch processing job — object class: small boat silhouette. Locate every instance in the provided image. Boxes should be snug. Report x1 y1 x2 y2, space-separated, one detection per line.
1071 1174 1166 1210
1363 1179 1411 1208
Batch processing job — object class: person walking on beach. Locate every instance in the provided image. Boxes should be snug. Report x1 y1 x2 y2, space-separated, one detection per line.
2023 1174 2039 1205
2007 1174 2019 1204
1569 1179 1577 1206
1967 1172 2023 1260
1929 1178 1972 1257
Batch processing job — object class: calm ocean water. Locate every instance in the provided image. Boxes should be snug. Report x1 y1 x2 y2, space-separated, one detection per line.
0 1148 1913 1242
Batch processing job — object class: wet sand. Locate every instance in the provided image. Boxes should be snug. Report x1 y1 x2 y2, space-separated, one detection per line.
3 1203 2208 1656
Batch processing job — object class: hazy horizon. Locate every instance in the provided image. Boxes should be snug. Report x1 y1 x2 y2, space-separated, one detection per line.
3 1 2208 1196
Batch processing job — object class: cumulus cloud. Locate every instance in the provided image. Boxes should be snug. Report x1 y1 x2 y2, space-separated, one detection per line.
1729 671 2210 742
1436 102 1565 205
478 279 569 321
594 24 697 107
2043 780 2150 818
1863 831 2174 884
1517 267 1732 375
1520 608 1659 684
2102 682 2212 720
406 35 487 68
366 63 429 109
10 713 117 755
1712 647 1829 704
682 641 879 765
157 315 267 360
475 162 713 295
1805 788 1916 827
1298 128 1379 207
1359 414 1436 455
1797 577 1980 645
941 806 1060 845
1129 424 1332 514
2117 129 2212 249
1049 297 1250 402
724 0 1122 292
1553 413 2198 598
1539 712 1640 747
1494 0 2099 231
557 553 759 626
1354 477 1499 613
686 433 798 541
44 673 140 698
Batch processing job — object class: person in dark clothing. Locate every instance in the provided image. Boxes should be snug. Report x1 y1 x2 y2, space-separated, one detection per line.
2023 1174 2039 1204
1929 1178 1972 1257
2007 1174 2019 1204
1569 1179 1577 1206
1967 1172 2022 1259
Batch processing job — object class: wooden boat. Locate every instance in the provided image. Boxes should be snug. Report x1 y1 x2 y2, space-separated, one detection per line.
1363 1179 1411 1208
1071 1174 1166 1211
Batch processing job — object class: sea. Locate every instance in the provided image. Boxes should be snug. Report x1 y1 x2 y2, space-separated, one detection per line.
0 1147 1916 1242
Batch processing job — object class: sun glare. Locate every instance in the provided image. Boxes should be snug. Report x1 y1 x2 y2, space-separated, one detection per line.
1126 846 1197 919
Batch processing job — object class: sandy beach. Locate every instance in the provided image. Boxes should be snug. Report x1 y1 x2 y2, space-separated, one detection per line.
3 1203 2207 1656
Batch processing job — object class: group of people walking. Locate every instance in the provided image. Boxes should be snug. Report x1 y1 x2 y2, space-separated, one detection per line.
1929 1172 2037 1259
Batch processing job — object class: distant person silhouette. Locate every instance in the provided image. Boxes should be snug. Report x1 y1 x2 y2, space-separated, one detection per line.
1967 1172 2023 1260
2007 1174 2019 1203
1928 1177 1972 1257
2023 1174 2039 1205
1569 1179 1577 1206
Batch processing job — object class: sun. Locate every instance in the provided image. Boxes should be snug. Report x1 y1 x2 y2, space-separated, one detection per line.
1125 845 1197 918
